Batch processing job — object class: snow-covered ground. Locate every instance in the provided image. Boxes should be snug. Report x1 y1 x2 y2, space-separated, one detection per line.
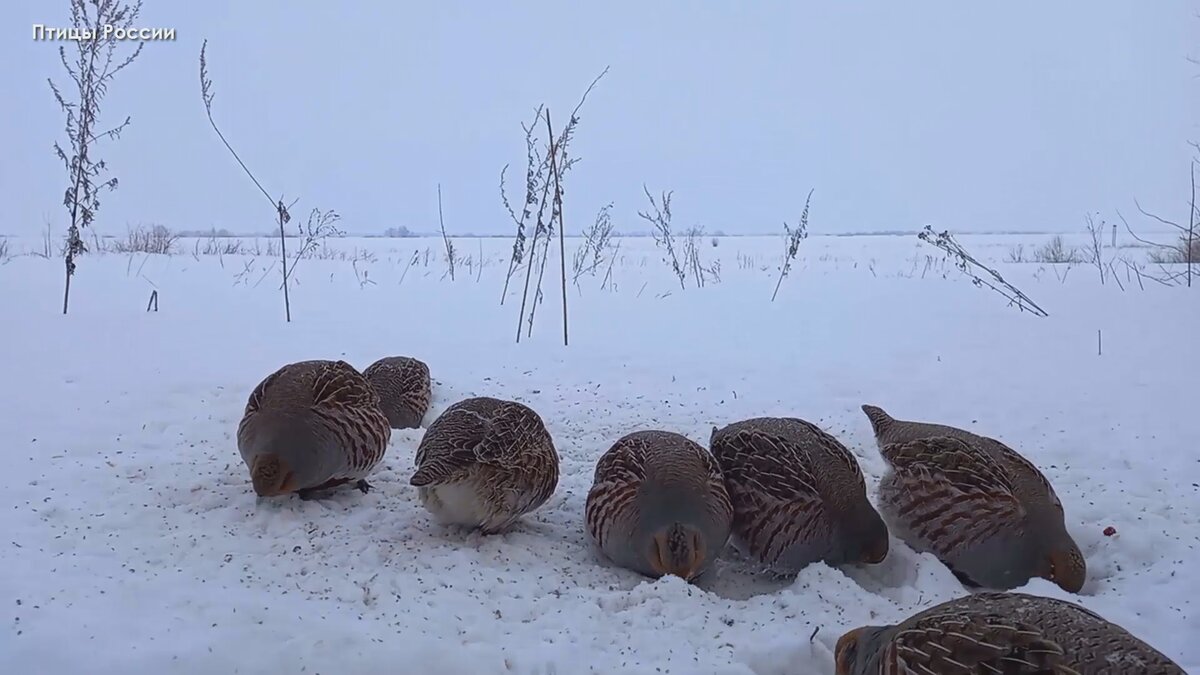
0 232 1196 674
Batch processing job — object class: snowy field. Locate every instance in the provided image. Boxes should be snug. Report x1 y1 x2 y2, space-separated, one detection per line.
0 231 1196 674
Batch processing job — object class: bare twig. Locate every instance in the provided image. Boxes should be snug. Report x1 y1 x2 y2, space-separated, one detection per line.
772 188 813 301
918 226 1049 317
1083 213 1108 285
515 152 555 343
573 202 615 284
546 110 569 347
510 67 608 341
477 238 484 283
601 239 621 291
1117 158 1198 286
438 184 455 281
281 208 344 287
201 40 316 322
640 186 685 290
499 105 544 305
399 248 419 286
52 0 145 313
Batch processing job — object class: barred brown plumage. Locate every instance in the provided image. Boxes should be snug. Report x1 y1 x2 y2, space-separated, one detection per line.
861 404 1086 593
236 359 391 499
709 417 889 573
411 396 559 534
584 430 732 582
835 592 1186 674
362 355 431 429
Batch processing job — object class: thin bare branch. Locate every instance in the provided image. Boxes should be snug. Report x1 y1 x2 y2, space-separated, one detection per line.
438 183 455 281
772 188 813 301
919 226 1049 317
1135 198 1186 232
199 40 276 209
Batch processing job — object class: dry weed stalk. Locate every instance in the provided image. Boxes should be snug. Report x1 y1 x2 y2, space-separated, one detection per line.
399 249 420 286
199 40 337 322
639 187 685 289
278 207 343 287
522 111 566 341
510 67 609 344
600 239 622 291
1033 235 1080 264
1083 213 1109 285
572 202 616 285
437 184 456 281
499 105 544 304
1119 159 1197 287
548 110 569 346
918 225 1049 317
112 224 178 254
640 188 718 290
772 188 813 301
50 0 145 314
200 40 290 319
681 226 719 287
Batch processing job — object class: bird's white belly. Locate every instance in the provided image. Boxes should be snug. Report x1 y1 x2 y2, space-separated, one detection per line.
418 482 490 527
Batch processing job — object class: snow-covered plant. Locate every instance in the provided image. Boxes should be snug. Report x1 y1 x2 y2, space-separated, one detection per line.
639 187 685 290
199 40 338 322
50 0 146 313
572 202 615 286
510 67 609 345
772 188 813 301
918 225 1049 317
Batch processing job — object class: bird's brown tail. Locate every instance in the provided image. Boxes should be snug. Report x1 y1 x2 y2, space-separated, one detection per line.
251 453 293 496
860 404 894 435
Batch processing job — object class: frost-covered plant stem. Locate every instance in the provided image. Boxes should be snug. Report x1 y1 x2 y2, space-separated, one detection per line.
51 0 145 314
772 189 813 301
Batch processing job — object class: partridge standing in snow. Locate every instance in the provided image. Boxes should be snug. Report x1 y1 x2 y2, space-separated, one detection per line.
236 359 391 499
585 430 733 581
362 355 431 429
709 417 889 573
861 404 1086 593
835 591 1185 674
411 396 559 533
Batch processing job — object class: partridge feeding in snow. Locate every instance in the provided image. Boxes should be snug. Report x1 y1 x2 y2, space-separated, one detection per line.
362 355 432 429
709 417 889 573
585 430 733 582
834 591 1186 674
861 404 1086 593
236 359 391 499
411 396 559 534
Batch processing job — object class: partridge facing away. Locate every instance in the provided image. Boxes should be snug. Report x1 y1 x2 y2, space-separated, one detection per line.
411 396 559 534
861 404 1086 593
585 430 733 582
835 591 1186 674
362 355 431 429
709 417 889 573
236 359 391 499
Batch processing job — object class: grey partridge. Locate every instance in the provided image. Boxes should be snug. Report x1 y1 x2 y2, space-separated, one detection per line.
585 430 733 581
710 417 889 573
861 404 1086 593
363 355 431 429
236 359 390 499
835 591 1185 674
411 396 559 534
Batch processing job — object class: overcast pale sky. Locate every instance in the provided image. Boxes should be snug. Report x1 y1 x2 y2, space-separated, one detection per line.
2 1 1197 237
